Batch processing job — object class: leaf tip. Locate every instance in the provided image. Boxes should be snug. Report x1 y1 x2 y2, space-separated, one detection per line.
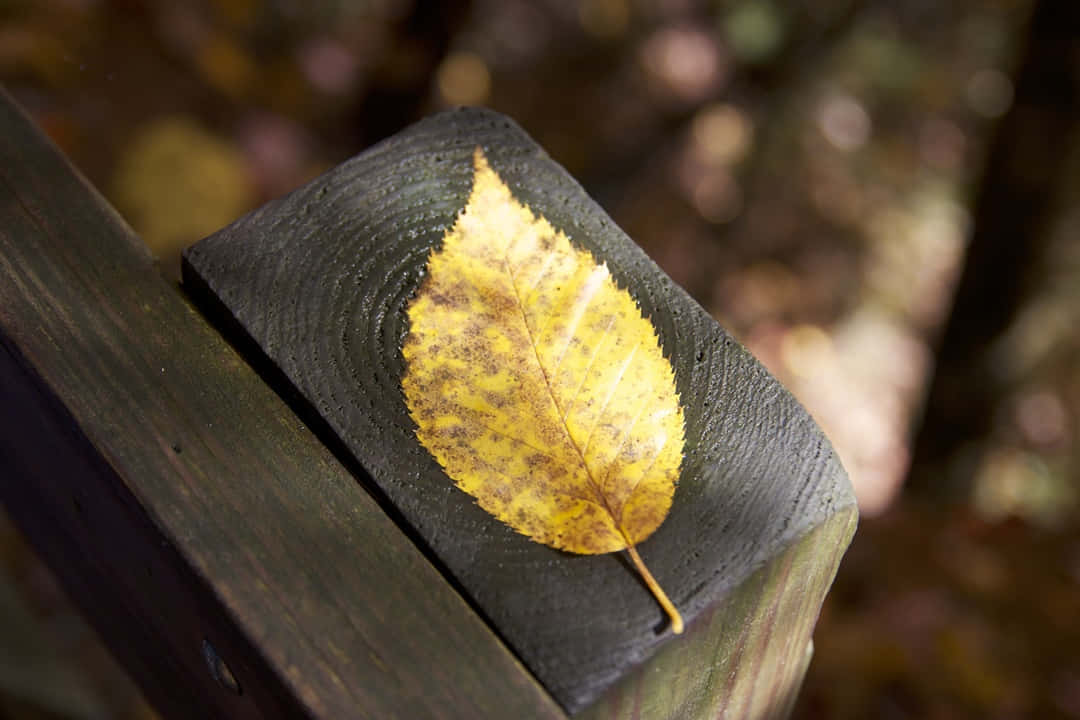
472 145 489 172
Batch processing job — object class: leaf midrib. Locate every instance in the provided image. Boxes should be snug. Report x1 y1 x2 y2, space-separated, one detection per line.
499 248 634 545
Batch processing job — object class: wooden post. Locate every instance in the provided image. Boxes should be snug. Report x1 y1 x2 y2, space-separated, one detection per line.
184 107 858 717
0 90 563 719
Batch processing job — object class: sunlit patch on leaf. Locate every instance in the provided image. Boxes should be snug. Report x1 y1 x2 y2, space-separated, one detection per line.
402 148 685 633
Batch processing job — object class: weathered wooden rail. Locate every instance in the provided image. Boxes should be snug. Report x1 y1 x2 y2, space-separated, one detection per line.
0 88 856 719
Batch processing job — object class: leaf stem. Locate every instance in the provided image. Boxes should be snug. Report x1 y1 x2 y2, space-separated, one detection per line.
625 544 684 634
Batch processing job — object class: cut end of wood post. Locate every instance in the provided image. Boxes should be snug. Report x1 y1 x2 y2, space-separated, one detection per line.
626 545 683 634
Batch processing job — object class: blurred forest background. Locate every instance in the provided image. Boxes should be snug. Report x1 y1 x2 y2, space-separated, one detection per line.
1 0 1078 718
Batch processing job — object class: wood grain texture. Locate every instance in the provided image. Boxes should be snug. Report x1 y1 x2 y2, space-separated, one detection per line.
183 107 858 715
577 506 857 720
0 89 564 720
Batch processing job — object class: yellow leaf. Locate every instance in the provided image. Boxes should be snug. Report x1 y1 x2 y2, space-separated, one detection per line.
402 148 685 633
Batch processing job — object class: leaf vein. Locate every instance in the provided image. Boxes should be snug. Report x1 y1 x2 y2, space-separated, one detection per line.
501 247 625 528
561 313 616 422
601 375 655 491
581 343 639 460
617 434 668 527
551 267 605 377
446 401 560 460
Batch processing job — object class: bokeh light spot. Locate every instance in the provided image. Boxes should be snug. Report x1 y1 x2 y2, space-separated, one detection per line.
1014 389 1069 447
640 26 724 104
781 324 833 379
436 51 491 106
819 94 871 151
579 0 630 40
690 169 743 224
690 102 753 165
723 0 784 64
966 68 1014 118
